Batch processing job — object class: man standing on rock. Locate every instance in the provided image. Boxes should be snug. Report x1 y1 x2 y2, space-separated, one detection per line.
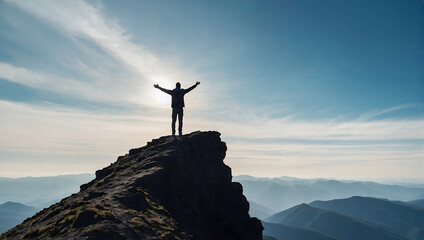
154 81 200 136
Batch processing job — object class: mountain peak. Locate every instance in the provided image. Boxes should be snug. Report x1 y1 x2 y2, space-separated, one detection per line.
2 131 263 239
0 201 38 213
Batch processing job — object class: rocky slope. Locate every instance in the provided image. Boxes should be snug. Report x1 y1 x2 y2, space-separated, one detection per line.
1 131 263 240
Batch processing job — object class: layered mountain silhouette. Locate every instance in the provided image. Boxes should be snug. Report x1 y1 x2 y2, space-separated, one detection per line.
1 131 263 240
263 236 277 240
262 221 338 240
0 174 94 208
0 202 38 234
408 199 424 209
249 201 274 219
236 176 424 212
310 196 424 240
265 202 404 240
264 196 424 240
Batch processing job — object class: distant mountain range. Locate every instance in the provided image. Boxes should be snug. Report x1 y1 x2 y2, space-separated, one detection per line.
262 221 338 240
249 201 275 219
408 199 424 209
0 202 39 234
263 236 277 240
234 175 424 213
264 196 424 240
0 174 94 234
1 173 423 238
0 173 94 208
310 196 424 240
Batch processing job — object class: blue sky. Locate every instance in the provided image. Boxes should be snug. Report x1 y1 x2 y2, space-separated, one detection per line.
0 0 423 180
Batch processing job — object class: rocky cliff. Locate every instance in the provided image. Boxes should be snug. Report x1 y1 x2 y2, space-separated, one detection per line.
1 131 263 240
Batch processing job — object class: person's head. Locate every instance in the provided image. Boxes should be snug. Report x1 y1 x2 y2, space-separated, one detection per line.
176 82 181 89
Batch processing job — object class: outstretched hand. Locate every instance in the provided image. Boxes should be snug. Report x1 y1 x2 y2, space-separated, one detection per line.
196 81 200 86
154 84 159 88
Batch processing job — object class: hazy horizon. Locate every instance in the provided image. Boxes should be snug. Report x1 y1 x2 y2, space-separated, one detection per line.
0 0 423 179
1 172 423 185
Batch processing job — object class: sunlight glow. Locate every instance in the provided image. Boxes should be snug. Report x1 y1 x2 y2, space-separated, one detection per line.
152 76 174 106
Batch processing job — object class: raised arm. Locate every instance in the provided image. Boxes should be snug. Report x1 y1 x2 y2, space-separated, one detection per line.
184 81 200 94
154 84 172 95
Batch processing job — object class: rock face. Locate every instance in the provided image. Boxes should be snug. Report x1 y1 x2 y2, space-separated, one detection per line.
1 131 263 240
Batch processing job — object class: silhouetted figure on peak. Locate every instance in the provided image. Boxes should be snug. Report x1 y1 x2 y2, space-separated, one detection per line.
154 81 200 136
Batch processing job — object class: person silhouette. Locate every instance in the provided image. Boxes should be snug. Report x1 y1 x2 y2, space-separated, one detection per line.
154 81 200 136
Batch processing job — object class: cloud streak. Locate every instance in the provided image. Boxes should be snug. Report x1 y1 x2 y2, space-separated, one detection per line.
3 0 203 108
0 100 422 179
6 0 158 77
191 107 424 141
0 62 112 102
356 104 420 122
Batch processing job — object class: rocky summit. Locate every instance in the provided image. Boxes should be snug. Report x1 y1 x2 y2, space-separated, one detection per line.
1 131 263 240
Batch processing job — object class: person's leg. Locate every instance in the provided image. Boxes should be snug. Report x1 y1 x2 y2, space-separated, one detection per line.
178 108 183 136
171 108 177 136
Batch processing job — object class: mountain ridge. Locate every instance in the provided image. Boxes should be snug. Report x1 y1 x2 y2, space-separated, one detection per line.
262 221 338 240
266 203 404 240
310 196 424 240
1 131 263 239
237 176 424 212
0 173 94 208
0 202 39 234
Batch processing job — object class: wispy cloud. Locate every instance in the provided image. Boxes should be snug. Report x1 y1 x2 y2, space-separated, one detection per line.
0 99 422 178
5 0 158 77
356 104 419 122
189 106 424 178
191 106 424 141
0 100 166 154
0 62 112 102
3 0 204 108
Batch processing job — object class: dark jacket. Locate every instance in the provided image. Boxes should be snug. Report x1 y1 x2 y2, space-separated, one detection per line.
157 84 197 108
